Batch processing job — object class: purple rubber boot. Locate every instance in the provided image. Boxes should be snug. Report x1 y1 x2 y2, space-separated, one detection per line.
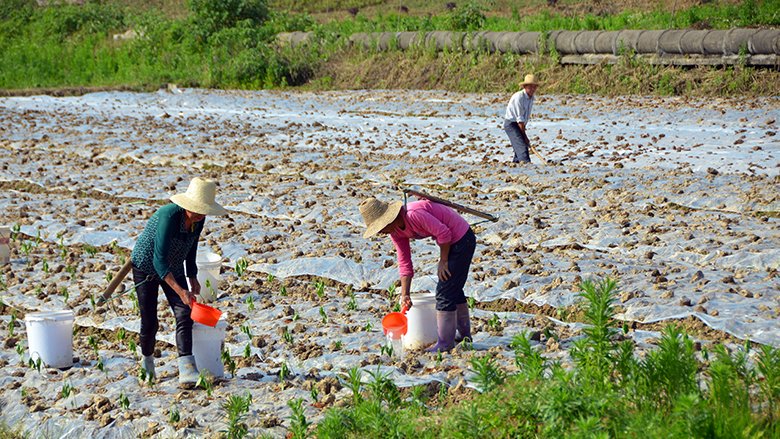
454 303 472 343
426 310 457 353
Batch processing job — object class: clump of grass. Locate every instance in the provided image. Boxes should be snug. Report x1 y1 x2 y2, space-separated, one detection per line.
222 392 252 439
315 276 780 438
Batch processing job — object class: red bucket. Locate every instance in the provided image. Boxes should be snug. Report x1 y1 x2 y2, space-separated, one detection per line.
191 299 222 327
382 306 408 339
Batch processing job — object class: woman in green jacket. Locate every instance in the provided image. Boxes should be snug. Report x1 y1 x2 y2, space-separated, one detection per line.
130 177 227 386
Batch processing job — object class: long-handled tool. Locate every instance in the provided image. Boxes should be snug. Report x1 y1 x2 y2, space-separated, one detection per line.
99 259 132 304
529 144 547 165
403 188 499 223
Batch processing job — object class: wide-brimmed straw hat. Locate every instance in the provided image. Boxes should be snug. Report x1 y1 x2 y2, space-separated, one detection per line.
170 177 228 216
519 74 540 87
360 197 403 238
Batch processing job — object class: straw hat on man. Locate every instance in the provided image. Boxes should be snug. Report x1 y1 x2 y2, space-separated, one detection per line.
503 73 540 163
130 177 227 387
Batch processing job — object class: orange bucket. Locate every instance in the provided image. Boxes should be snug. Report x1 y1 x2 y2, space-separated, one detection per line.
382 306 408 339
191 299 222 327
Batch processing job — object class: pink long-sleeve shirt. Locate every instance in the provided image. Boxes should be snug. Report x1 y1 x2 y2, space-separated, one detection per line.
390 200 470 278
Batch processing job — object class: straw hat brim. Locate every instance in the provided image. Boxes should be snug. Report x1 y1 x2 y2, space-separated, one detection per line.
520 80 540 86
170 194 228 216
363 200 403 238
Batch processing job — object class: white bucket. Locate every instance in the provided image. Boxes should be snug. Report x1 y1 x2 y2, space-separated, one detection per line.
192 251 222 303
0 226 10 265
24 310 74 368
403 293 438 350
192 318 227 378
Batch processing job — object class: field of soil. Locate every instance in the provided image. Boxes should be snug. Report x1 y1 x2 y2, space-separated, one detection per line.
0 88 777 437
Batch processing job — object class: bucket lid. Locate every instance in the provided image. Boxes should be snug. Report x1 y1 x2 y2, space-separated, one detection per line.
25 310 74 322
196 251 222 264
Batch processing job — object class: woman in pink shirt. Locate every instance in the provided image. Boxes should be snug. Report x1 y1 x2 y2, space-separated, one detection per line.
360 197 477 352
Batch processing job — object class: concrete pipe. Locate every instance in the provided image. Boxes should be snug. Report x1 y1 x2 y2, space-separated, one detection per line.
748 29 780 54
348 32 374 49
636 30 665 54
554 31 583 54
723 28 759 55
397 32 424 50
573 30 602 54
613 30 643 54
377 32 399 50
658 29 690 54
594 31 618 54
509 32 541 54
702 30 727 55
463 31 496 52
425 31 465 51
679 30 711 55
494 32 519 53
482 31 507 52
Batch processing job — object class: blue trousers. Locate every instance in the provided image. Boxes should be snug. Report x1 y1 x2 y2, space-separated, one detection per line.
436 228 477 311
133 266 193 357
504 119 530 163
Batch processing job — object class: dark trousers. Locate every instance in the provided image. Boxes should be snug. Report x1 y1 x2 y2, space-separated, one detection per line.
504 119 531 163
133 266 193 357
436 228 477 311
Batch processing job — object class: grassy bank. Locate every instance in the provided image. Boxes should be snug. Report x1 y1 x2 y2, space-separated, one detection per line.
0 0 778 95
313 279 780 438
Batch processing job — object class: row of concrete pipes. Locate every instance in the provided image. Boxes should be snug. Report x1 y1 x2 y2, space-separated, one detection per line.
278 29 780 65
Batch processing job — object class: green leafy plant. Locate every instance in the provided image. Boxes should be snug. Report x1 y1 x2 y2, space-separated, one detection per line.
279 362 290 382
282 327 294 344
60 381 74 399
83 244 98 257
346 291 357 311
10 224 21 242
8 314 16 337
235 258 249 277
118 392 129 410
363 321 373 332
61 286 69 304
288 398 310 439
467 296 476 308
280 285 287 296
267 273 275 283
222 392 252 439
246 295 255 312
342 366 363 404
42 258 49 273
310 386 320 402
243 343 251 359
319 306 328 324
222 348 237 377
197 371 214 397
314 280 326 299
469 354 506 393
487 313 501 331
168 404 181 424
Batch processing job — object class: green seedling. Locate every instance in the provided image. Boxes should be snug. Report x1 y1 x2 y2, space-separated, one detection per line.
363 321 373 332
10 224 20 242
310 386 320 402
89 294 96 309
119 255 126 265
87 335 99 355
61 286 69 304
197 371 214 397
391 302 401 312
246 295 255 312
8 314 16 337
437 381 448 404
291 310 300 322
65 264 77 277
60 381 73 399
343 366 363 403
235 258 248 277
380 343 395 358
128 339 138 358
436 351 443 364
282 327 294 345
319 306 328 324
222 392 252 439
42 259 49 273
240 324 253 339
333 340 343 351
34 229 42 246
470 354 506 393
487 313 501 330
130 291 139 314
96 357 106 373
116 327 126 342
222 349 237 376
314 280 325 299
118 392 130 410
168 404 181 424
467 296 476 308
105 271 113 283
20 241 33 257
387 283 397 305
29 356 42 373
35 285 42 297
460 338 474 351
287 398 310 439
280 285 287 296
83 245 98 257
279 362 290 382
15 342 24 362
243 343 251 359
346 292 357 311
267 273 275 283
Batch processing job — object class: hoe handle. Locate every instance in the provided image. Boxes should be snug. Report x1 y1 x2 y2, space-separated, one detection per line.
404 189 498 222
102 259 133 300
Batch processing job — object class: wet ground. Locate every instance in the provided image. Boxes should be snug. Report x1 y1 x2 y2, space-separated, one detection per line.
0 88 778 437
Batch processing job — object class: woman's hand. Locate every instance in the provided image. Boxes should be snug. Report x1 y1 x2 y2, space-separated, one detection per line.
437 259 451 281
401 293 412 311
189 277 201 298
179 290 196 308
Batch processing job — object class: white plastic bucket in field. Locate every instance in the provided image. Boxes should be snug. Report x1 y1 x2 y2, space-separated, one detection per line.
24 310 74 368
403 293 438 350
192 317 227 378
0 226 10 265
193 251 222 303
